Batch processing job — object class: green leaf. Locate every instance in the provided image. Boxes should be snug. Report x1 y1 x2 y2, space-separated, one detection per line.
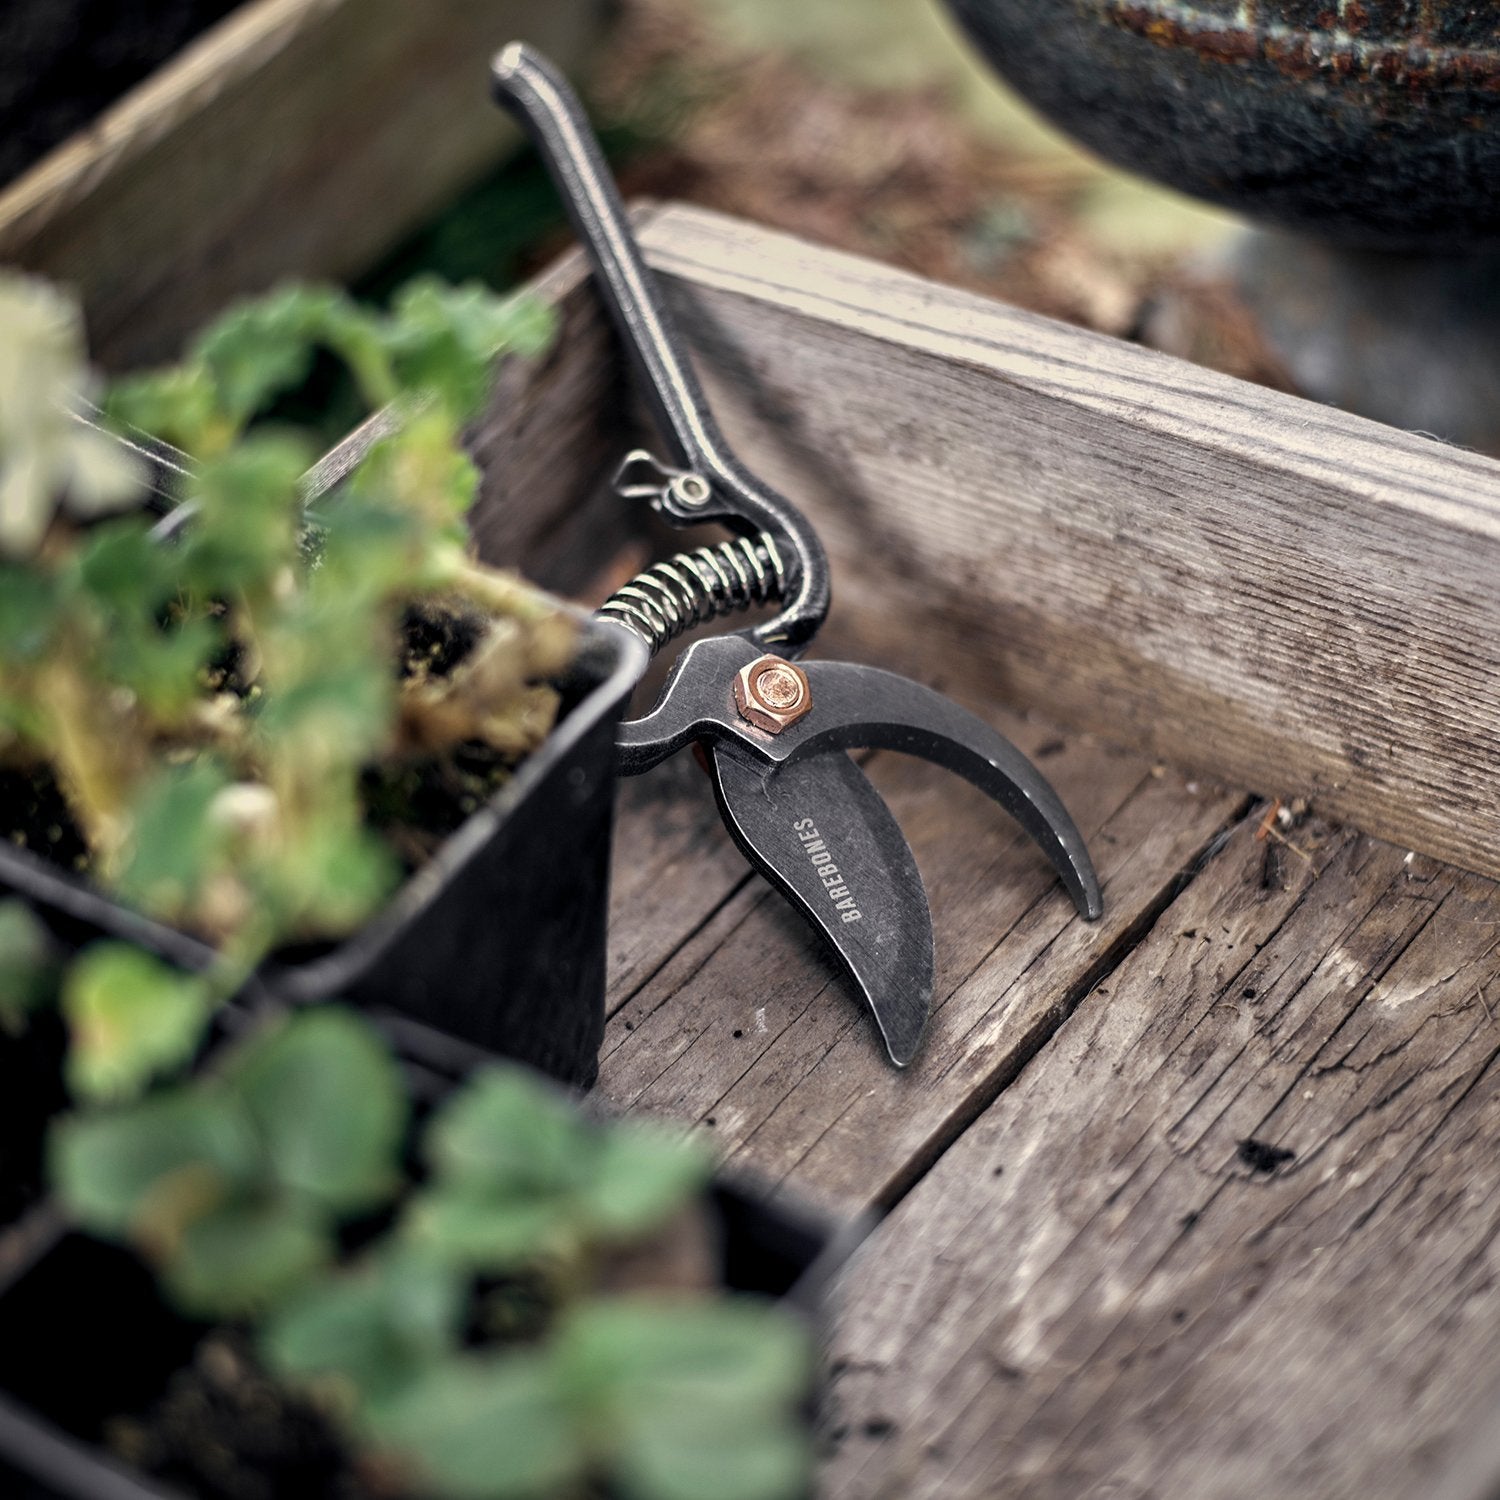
312 497 424 595
254 653 393 765
345 412 478 538
229 1008 406 1213
0 900 57 1032
114 760 233 926
403 1188 565 1272
102 614 221 720
61 944 214 1102
368 1351 581 1500
106 365 220 457
556 1297 812 1420
308 292 398 410
74 519 176 613
49 1086 257 1238
612 1416 810 1500
0 563 61 662
384 280 553 422
164 1199 331 1318
191 287 331 425
179 434 310 594
615 1415 808 1500
558 1298 814 1500
262 1246 464 1403
256 810 398 943
580 1123 716 1242
423 1067 592 1197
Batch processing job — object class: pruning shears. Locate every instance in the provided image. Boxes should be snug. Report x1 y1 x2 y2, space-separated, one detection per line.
492 44 1102 1067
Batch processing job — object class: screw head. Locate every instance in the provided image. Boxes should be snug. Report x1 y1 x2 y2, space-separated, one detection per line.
733 655 812 734
668 473 712 509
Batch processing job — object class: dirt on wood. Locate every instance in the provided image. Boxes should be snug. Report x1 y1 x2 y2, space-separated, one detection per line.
587 0 1292 391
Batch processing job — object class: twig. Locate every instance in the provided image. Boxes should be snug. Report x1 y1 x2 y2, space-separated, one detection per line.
1264 823 1314 867
1254 798 1282 841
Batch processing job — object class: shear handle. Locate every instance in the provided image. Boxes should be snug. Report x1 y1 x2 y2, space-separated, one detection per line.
491 42 830 656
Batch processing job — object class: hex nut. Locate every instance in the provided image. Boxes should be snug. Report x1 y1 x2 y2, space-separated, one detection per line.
733 655 812 734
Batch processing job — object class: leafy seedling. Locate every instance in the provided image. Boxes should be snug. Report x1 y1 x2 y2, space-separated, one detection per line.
368 1294 813 1500
0 270 576 1101
404 1065 717 1275
257 1060 809 1500
50 1007 407 1316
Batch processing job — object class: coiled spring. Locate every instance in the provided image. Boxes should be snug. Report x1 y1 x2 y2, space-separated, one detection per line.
599 533 786 657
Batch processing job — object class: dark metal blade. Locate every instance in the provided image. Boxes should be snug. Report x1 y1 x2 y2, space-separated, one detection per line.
706 743 934 1067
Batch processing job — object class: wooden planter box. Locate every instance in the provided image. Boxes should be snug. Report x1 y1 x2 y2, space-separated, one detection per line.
0 0 612 368
471 205 1500 1500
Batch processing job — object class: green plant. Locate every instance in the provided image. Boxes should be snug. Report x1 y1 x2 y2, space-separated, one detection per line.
0 897 59 1035
2 264 812 1500
50 1007 814 1500
0 271 576 1101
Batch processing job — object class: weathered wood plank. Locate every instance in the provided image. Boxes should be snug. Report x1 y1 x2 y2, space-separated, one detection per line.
823 811 1500 1500
607 204 1500 885
463 209 1500 1500
462 208 1500 1499
466 229 658 601
0 0 608 367
597 704 1244 1220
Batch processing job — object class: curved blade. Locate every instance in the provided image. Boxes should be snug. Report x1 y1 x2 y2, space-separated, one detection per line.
707 744 933 1067
787 663 1103 922
614 638 1100 925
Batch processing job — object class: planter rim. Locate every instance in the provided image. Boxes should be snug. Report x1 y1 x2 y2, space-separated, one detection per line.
0 1174 852 1500
0 608 645 995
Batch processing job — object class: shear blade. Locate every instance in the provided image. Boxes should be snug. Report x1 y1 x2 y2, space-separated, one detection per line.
792 661 1104 923
707 743 934 1067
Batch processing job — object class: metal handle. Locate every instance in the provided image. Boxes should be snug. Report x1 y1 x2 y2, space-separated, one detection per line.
490 42 830 656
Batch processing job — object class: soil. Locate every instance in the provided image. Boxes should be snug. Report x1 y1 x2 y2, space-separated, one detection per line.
0 604 530 913
0 767 89 873
0 1013 67 1230
0 0 246 187
365 604 529 872
574 0 1294 388
110 1337 400 1500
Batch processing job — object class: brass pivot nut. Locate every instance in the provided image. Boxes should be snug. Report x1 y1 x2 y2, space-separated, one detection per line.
734 654 812 734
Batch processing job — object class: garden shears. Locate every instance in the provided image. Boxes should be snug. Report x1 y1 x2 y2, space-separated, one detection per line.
492 44 1102 1067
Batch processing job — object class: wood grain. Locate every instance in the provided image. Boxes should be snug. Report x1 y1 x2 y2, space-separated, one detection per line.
0 0 609 367
461 211 1500 1500
382 210 1500 1498
597 706 1245 1221
823 811 1500 1500
607 204 1500 885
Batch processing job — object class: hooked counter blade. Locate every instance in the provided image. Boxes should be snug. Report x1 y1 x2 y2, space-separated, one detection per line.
707 743 933 1067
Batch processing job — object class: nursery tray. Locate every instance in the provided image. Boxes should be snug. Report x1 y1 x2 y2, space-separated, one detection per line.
0 0 610 368
457 204 1500 1500
0 605 642 1088
0 1011 860 1500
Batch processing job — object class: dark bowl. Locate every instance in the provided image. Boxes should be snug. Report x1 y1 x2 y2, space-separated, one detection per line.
944 0 1500 251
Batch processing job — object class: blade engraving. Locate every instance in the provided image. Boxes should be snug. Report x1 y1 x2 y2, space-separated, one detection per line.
708 744 933 1067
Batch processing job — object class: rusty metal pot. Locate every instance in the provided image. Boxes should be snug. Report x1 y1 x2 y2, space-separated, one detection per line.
944 0 1500 251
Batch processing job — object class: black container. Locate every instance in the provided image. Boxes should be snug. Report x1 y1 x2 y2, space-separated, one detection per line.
0 616 643 1089
0 1017 863 1500
944 0 1500 252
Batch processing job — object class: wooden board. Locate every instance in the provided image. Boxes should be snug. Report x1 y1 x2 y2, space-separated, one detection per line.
461 209 1500 1499
0 0 609 368
578 204 1500 886
820 810 1500 1499
597 721 1243 1222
